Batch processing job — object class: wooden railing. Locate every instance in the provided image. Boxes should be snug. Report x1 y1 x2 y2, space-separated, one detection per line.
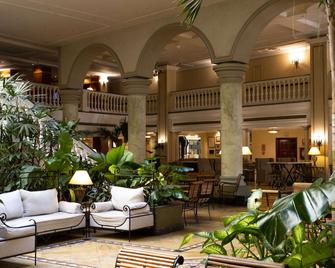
243 75 310 105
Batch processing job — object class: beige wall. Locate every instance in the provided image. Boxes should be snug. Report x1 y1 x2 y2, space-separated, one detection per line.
252 128 305 161
246 52 310 82
176 66 219 91
174 51 310 91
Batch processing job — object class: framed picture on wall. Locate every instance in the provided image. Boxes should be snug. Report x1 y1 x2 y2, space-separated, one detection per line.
209 149 215 155
208 137 215 148
215 135 220 143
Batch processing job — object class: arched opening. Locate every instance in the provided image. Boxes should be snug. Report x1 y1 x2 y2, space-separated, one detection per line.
232 0 328 184
135 24 216 162
66 43 125 153
135 23 215 78
67 43 124 90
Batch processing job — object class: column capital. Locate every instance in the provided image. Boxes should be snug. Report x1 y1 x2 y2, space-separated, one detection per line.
60 88 82 104
122 77 150 95
214 62 248 83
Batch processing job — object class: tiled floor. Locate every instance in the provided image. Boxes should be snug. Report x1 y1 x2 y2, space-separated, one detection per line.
0 203 246 268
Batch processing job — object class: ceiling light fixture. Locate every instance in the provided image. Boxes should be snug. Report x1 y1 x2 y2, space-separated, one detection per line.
268 128 278 134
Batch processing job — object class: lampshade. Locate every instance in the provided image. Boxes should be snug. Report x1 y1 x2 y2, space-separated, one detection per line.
69 170 93 186
308 147 321 156
242 146 252 156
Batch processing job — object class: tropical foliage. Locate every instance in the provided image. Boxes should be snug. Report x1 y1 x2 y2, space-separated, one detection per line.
0 75 90 197
180 178 335 268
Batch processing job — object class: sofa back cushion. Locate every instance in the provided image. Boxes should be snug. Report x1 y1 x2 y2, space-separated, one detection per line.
111 186 144 210
20 189 58 216
0 190 24 220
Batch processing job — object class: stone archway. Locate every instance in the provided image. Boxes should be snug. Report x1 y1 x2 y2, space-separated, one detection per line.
66 43 124 89
228 0 312 63
135 22 215 78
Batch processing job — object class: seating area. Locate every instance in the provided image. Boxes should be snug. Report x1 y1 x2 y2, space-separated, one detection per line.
1 0 335 267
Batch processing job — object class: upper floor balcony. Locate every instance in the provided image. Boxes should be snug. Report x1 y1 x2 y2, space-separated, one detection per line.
28 75 310 116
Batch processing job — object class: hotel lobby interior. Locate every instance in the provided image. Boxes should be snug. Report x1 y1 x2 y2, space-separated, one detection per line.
0 0 334 267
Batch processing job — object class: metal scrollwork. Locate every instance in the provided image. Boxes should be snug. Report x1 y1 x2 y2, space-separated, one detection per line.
0 213 7 222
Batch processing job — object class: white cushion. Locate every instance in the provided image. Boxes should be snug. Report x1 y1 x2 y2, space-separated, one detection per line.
20 189 58 216
91 201 113 212
111 186 144 210
0 190 24 220
59 201 82 214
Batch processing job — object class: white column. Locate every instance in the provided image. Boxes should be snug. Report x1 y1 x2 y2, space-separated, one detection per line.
60 89 82 121
214 62 248 177
122 78 149 163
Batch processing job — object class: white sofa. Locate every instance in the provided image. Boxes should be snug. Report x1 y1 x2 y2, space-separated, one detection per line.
0 189 85 263
89 186 154 241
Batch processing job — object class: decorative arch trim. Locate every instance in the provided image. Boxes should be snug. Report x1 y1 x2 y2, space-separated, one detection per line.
135 23 216 78
66 43 124 89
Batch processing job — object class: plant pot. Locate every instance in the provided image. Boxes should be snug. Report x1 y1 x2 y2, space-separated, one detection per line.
153 203 184 234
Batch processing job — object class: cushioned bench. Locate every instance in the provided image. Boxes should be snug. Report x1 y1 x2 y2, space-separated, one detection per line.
115 247 184 268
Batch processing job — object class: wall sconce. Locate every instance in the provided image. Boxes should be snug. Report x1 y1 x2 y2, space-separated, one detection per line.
288 48 305 69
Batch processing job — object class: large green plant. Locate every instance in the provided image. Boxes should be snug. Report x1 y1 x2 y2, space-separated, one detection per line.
181 178 335 267
128 159 187 206
88 144 135 201
0 75 58 191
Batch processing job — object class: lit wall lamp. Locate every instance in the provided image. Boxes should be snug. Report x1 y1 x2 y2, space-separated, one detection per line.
288 48 305 69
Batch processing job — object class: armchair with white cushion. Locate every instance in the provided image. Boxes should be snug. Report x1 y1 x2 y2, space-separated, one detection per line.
89 186 154 241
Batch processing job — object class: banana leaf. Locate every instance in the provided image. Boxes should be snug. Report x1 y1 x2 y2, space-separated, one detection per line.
257 177 335 246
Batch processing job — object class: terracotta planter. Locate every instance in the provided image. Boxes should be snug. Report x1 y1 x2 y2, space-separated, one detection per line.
153 203 184 234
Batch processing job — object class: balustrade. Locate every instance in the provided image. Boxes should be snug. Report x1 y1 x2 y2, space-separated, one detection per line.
28 83 60 107
27 75 310 114
243 75 310 106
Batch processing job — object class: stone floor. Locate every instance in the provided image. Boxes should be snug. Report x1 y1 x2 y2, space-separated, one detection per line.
0 203 247 268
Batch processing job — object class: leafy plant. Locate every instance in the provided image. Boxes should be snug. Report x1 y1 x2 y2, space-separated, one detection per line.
87 144 135 201
180 177 335 267
128 159 188 206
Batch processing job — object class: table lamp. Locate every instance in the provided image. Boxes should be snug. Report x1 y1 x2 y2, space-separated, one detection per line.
69 170 93 202
242 146 252 156
308 147 321 166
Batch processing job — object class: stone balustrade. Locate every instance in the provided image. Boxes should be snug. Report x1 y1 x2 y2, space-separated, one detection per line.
28 75 310 114
243 75 310 106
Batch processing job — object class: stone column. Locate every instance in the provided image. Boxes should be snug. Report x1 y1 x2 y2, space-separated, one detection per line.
310 39 329 170
60 89 82 121
157 65 178 163
214 62 248 177
122 78 149 163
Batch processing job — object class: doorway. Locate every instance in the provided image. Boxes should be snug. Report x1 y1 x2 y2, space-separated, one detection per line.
276 138 297 162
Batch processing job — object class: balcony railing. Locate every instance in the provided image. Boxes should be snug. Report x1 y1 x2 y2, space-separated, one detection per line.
28 75 310 114
243 75 310 106
82 90 128 114
28 83 60 107
170 87 220 112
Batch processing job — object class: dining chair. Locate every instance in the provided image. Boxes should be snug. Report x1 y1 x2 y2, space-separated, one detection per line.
198 178 216 218
182 180 203 224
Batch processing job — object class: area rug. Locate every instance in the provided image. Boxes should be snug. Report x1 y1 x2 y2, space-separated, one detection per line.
18 238 205 268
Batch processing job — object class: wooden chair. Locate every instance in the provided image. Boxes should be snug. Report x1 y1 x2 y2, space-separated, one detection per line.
206 254 286 268
198 178 217 218
182 180 203 224
115 247 184 268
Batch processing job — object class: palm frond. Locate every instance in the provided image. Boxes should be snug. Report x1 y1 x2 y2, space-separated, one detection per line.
177 0 203 24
